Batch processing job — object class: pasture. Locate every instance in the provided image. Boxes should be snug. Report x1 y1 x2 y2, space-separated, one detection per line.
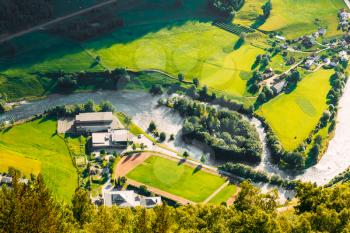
126 155 235 203
260 0 346 38
257 69 333 151
0 118 78 202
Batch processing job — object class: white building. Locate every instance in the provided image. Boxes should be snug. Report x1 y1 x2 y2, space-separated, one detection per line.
339 51 349 61
74 112 123 133
103 190 162 208
92 129 133 149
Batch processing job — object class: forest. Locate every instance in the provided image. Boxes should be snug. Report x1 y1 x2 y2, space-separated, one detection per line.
1 174 349 233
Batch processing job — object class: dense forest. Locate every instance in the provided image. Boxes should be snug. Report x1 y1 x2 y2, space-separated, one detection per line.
0 0 52 33
163 96 262 163
1 174 350 232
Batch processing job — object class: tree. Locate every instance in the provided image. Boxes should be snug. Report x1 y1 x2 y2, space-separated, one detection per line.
193 78 199 87
100 101 115 112
183 151 189 158
72 188 93 227
132 143 137 150
124 116 132 128
84 100 95 112
0 100 6 113
159 132 166 142
178 73 184 82
148 121 157 132
57 74 77 90
262 0 272 18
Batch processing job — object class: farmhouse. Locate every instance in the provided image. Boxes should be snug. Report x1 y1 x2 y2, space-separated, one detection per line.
74 112 122 133
92 129 133 149
103 190 161 208
339 51 349 61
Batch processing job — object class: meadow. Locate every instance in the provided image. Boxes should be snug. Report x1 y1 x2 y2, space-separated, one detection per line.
257 69 333 151
261 0 346 39
126 156 235 203
0 118 78 202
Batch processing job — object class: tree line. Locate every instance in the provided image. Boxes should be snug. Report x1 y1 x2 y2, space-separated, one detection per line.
1 173 350 232
161 96 262 163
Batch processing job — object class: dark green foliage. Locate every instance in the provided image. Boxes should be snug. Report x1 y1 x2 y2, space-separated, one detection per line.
57 75 77 91
0 0 52 33
262 0 272 18
2 175 350 232
149 85 163 95
100 101 115 112
168 96 262 163
148 121 157 133
0 100 5 113
159 132 166 142
0 174 74 232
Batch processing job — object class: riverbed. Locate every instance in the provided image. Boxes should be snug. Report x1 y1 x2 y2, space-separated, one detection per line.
1 87 350 185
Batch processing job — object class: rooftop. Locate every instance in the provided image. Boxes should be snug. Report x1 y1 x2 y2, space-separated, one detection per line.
76 112 113 123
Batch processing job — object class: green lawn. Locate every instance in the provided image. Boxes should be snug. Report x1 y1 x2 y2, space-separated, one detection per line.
0 118 78 202
209 184 237 205
260 0 346 39
257 69 333 151
126 156 227 202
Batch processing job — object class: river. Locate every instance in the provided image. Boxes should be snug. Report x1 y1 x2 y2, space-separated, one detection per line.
1 86 350 186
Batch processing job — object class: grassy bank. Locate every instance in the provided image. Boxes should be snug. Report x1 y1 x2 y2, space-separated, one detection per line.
0 117 78 202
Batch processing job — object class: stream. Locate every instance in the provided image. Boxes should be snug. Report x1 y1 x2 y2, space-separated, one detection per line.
1 85 350 187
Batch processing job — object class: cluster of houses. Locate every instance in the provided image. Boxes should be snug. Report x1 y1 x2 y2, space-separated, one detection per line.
339 9 350 30
0 175 28 187
72 112 162 208
73 112 133 150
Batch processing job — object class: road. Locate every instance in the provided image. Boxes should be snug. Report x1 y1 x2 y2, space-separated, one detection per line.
263 60 304 86
344 0 350 9
0 0 118 44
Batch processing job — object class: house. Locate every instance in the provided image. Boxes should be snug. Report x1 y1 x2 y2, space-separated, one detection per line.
339 51 349 61
318 28 327 36
312 32 319 39
0 175 29 187
74 112 123 133
92 129 133 149
103 190 161 208
275 35 286 41
304 59 314 69
324 58 331 65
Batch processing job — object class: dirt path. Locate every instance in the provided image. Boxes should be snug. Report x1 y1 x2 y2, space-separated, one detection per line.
227 187 241 206
0 0 118 44
203 180 229 203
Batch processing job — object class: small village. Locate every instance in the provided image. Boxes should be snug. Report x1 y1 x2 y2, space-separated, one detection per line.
253 9 350 96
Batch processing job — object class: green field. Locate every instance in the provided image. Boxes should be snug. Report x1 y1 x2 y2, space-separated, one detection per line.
261 0 346 38
0 0 264 104
0 118 78 202
257 69 333 151
126 156 228 202
209 184 237 205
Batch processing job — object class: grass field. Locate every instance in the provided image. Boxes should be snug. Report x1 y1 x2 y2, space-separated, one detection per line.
0 118 78 202
83 21 263 99
260 0 346 38
126 156 228 202
0 0 263 103
257 69 333 151
208 184 237 205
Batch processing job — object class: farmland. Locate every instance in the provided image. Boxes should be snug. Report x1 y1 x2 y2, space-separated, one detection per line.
257 69 333 151
0 118 78 202
126 155 236 203
261 0 346 38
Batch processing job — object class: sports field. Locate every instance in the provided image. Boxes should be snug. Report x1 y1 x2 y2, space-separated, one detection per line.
0 118 78 202
257 69 333 151
126 156 235 203
208 184 237 205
